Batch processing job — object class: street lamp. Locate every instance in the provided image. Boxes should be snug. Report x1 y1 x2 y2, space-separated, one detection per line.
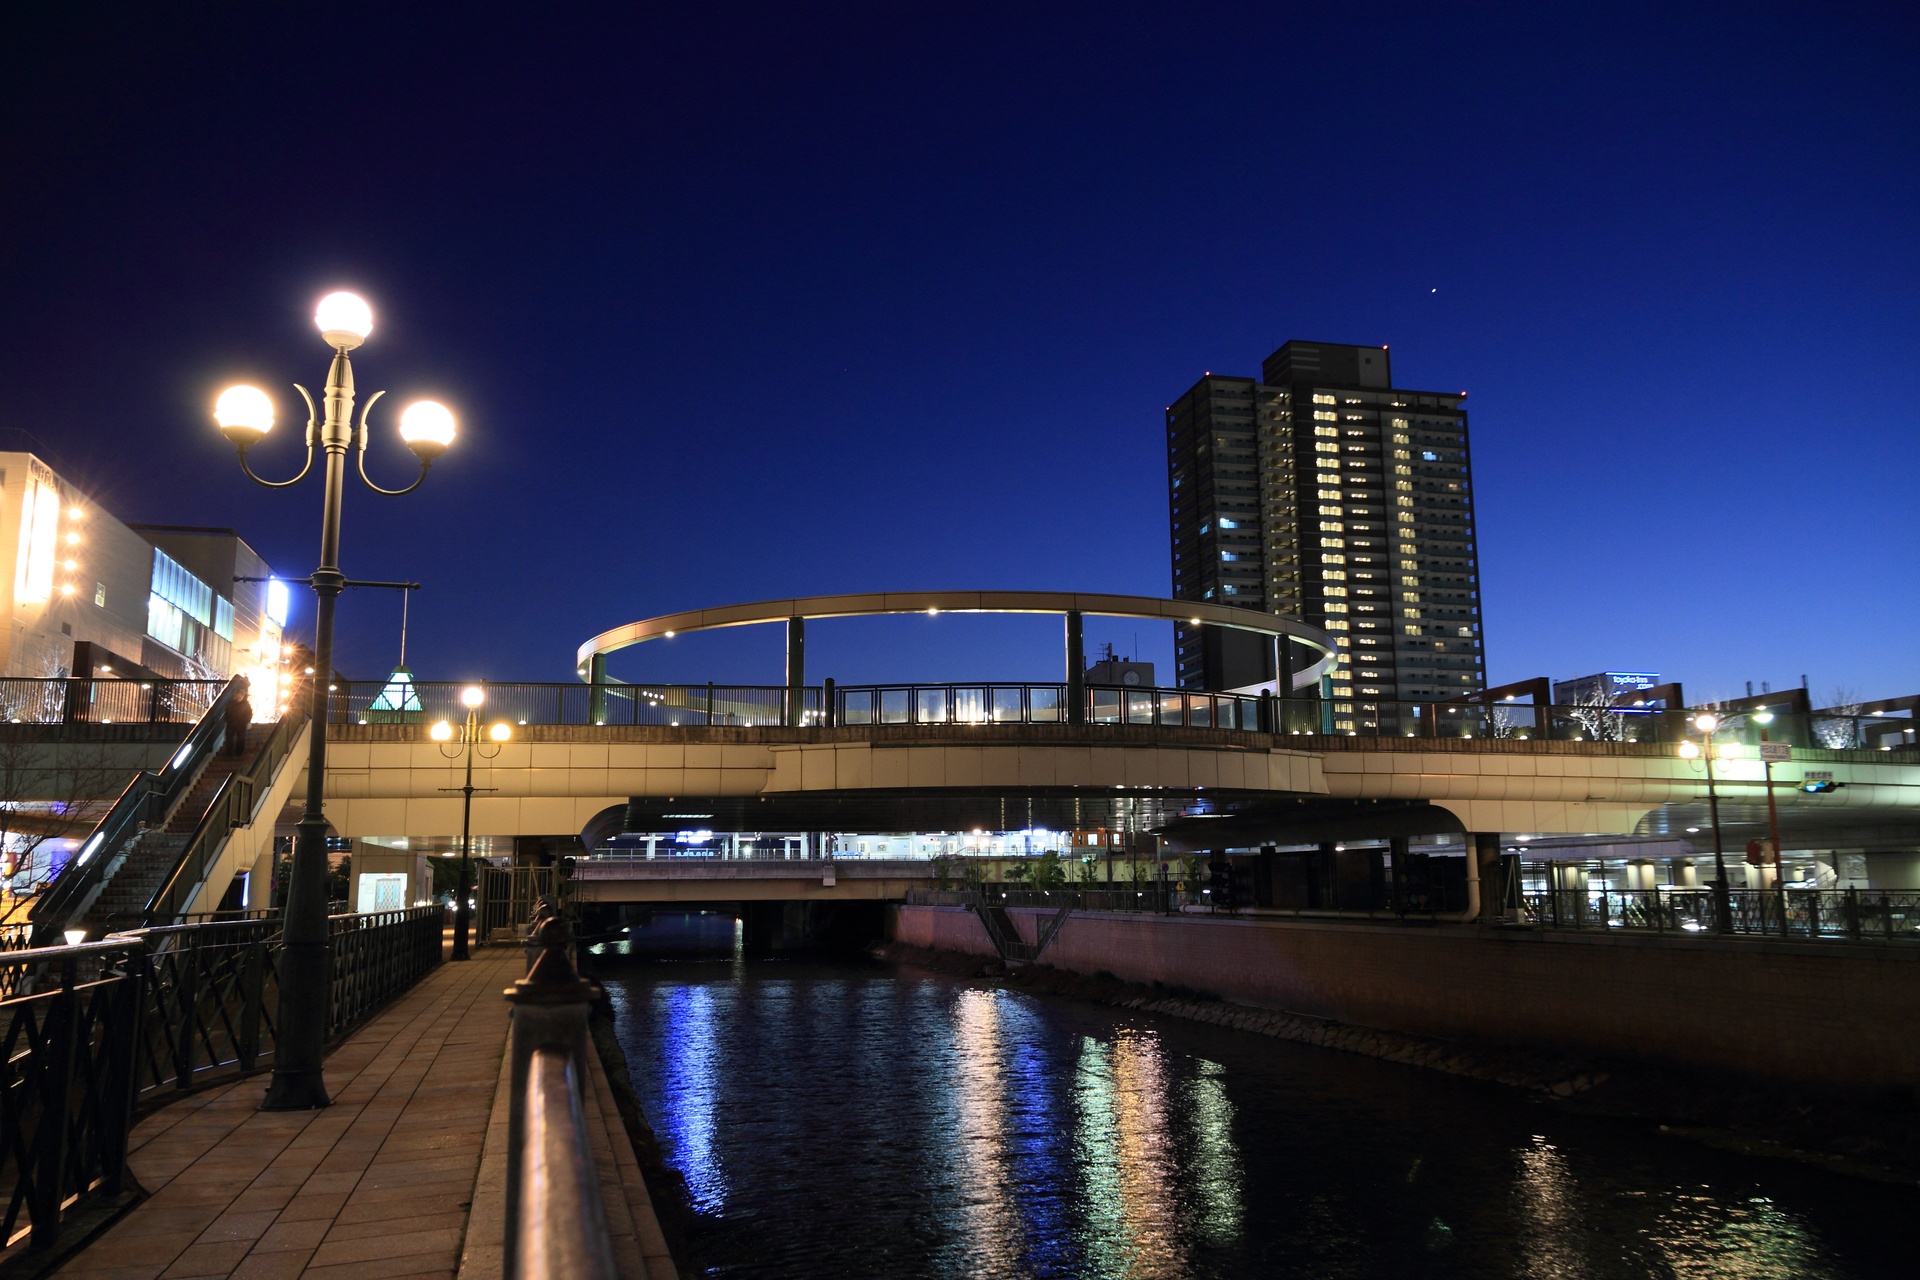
434 685 511 961
1676 711 1739 933
215 291 456 1111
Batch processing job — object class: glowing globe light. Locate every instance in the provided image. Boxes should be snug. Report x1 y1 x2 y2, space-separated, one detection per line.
489 722 512 742
460 685 485 709
430 720 454 742
214 385 275 447
400 400 456 460
1693 712 1719 734
1677 740 1700 759
315 291 373 349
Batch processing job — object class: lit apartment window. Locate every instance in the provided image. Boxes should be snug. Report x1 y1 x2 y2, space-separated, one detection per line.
1313 410 1337 421
1312 393 1337 405
1314 425 1337 438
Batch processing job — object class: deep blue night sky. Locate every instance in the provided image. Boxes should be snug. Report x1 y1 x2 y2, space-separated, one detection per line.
3 4 1914 702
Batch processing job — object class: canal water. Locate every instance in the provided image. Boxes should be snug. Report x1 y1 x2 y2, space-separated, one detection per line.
597 915 1908 1279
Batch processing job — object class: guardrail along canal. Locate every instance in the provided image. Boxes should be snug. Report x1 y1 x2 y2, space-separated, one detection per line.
597 915 1905 1279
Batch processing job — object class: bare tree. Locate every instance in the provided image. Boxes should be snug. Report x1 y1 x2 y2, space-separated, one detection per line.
1565 684 1631 742
1814 686 1864 749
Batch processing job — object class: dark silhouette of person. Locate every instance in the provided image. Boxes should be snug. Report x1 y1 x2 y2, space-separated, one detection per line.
225 677 254 756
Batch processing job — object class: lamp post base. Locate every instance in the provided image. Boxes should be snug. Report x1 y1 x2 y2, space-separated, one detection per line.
260 1070 332 1111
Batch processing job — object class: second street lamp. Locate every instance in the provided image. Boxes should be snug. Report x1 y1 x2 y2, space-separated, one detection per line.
215 291 457 1110
433 686 510 961
1677 712 1738 934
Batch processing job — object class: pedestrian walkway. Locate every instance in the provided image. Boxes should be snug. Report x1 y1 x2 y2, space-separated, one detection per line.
55 948 676 1280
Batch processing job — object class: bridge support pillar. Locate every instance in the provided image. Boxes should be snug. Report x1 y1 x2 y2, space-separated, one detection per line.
1388 836 1410 912
588 653 608 725
1065 610 1085 724
1473 832 1503 920
786 616 805 727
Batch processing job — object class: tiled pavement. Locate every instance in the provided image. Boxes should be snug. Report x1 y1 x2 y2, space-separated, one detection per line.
57 949 677 1280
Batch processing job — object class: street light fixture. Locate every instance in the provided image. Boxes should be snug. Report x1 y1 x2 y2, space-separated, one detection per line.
215 291 456 1111
1677 711 1735 933
435 685 511 961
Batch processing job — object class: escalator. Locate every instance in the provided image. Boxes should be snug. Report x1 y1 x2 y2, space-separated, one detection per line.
28 678 310 945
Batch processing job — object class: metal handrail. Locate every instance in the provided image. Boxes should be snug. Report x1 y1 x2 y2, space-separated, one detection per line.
143 712 310 925
517 1049 617 1280
29 677 247 942
503 910 615 1280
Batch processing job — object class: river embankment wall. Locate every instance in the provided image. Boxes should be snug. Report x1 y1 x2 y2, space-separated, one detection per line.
890 905 1920 1088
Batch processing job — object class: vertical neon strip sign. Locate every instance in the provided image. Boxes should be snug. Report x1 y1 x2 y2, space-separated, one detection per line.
14 477 58 604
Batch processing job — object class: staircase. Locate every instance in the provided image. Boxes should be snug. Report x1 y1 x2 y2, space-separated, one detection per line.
81 726 268 934
969 893 1073 966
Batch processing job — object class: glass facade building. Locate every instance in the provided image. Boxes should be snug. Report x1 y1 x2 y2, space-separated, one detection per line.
1167 343 1486 728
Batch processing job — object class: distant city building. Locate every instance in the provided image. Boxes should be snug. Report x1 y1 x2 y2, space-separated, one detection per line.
0 452 290 710
1084 644 1153 688
1166 342 1485 728
1551 672 1662 706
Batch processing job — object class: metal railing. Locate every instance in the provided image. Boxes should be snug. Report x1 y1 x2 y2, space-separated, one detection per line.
504 911 615 1280
906 885 1174 913
0 907 443 1262
29 678 248 944
0 678 226 726
140 713 309 927
323 680 1915 750
1520 888 1920 942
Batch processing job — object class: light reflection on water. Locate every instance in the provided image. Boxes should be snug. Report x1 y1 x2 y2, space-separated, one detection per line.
602 937 1903 1279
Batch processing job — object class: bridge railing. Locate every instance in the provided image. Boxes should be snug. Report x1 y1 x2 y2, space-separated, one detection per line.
324 681 1914 749
0 678 227 726
906 885 1174 913
0 908 444 1262
1520 888 1920 941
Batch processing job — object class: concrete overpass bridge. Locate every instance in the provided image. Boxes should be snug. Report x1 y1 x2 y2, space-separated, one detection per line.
316 708 1920 869
312 590 1920 902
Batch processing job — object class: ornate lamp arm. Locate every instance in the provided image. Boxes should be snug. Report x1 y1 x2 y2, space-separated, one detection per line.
235 385 320 488
354 390 433 496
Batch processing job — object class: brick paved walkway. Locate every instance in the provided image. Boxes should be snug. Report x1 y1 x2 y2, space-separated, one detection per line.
55 949 676 1280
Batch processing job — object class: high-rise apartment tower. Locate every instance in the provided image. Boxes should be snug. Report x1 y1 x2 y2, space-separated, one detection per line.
1166 341 1485 730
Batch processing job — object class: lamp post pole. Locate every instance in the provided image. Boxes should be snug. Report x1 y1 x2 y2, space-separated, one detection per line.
435 688 507 962
214 292 457 1110
456 707 478 960
1702 732 1731 933
1679 712 1732 935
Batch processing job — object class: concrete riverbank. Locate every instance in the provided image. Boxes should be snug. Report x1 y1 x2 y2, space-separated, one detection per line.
890 904 1920 1088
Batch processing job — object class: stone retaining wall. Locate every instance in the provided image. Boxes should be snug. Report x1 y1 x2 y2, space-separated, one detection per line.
890 904 1920 1087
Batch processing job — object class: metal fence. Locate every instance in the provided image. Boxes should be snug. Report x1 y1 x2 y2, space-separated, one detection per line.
0 679 226 726
1521 888 1920 942
0 908 443 1262
906 885 1175 913
324 680 1914 749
